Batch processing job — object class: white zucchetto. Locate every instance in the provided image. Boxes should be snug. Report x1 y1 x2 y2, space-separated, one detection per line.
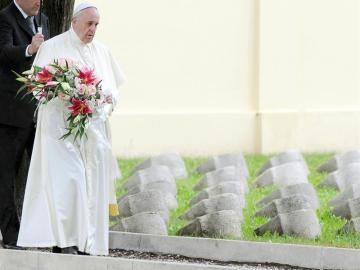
73 3 97 16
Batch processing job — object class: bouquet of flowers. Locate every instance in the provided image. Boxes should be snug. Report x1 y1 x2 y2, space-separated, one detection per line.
14 59 111 140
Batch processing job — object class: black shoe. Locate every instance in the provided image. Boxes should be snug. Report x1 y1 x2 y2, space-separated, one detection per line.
52 246 61 253
77 250 90 256
3 244 25 250
61 246 78 255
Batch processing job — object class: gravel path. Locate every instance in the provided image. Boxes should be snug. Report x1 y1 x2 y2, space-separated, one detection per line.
1 245 314 269
108 249 313 270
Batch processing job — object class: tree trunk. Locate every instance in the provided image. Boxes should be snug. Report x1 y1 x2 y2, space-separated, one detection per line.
0 0 75 219
43 0 75 36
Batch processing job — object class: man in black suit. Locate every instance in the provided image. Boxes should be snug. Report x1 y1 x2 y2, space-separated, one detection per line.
0 0 49 249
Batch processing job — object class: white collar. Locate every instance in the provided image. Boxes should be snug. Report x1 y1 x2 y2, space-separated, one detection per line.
14 0 29 19
69 26 92 47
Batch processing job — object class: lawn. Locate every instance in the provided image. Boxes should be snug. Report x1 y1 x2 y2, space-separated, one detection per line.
116 153 360 249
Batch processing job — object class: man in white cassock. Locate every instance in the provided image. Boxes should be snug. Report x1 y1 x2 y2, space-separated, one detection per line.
17 3 125 255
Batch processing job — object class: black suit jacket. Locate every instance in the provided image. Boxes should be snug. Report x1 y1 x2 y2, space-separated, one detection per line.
0 3 50 128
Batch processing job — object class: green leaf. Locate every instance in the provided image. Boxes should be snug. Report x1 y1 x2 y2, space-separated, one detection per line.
15 84 29 97
16 77 29 83
73 115 81 123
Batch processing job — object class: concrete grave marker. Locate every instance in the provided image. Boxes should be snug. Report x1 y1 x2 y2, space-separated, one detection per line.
124 165 176 191
257 183 319 210
193 166 248 192
255 195 314 218
177 210 242 238
190 181 246 206
255 209 321 239
253 162 308 188
319 163 360 191
179 193 243 221
132 153 187 179
329 183 360 207
256 150 308 176
120 181 178 210
118 190 169 222
317 150 360 173
195 153 248 178
331 197 360 220
339 217 360 234
111 212 168 235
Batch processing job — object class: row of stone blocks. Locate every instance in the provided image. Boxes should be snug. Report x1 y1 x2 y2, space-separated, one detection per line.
110 150 323 239
318 151 360 233
253 150 321 239
111 153 187 235
178 153 249 238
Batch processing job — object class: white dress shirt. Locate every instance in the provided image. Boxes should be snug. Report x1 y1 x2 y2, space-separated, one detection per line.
14 0 34 57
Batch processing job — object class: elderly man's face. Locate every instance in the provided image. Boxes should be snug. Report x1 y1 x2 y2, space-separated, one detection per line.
16 0 41 16
72 8 100 44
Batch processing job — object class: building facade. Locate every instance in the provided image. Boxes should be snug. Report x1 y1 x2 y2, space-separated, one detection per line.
75 0 360 156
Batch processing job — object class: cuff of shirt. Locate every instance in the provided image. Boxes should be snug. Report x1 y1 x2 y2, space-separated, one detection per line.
25 45 32 57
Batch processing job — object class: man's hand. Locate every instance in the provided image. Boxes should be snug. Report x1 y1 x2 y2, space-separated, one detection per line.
28 33 44 55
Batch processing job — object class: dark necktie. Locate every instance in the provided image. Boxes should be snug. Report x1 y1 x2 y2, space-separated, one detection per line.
25 16 35 34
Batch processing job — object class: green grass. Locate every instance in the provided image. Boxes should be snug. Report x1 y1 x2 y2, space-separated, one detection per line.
116 153 360 249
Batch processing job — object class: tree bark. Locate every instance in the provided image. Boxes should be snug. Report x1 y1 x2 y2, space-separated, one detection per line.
0 0 75 218
43 0 75 36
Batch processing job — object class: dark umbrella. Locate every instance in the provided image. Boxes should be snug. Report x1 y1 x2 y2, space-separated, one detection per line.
38 0 42 33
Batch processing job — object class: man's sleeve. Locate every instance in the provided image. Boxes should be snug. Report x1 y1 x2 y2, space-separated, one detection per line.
0 14 29 66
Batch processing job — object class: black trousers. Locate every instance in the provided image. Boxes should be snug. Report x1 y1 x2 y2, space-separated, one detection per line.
0 123 35 245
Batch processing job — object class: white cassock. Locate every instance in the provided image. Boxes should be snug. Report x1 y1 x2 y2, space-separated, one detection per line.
17 27 125 255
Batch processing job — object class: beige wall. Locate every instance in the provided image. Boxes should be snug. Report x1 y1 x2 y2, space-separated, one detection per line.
259 0 359 153
74 0 359 156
